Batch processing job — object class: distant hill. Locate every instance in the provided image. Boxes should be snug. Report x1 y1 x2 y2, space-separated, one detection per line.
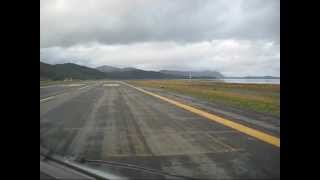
40 62 106 80
121 67 141 72
40 61 56 80
96 65 145 73
41 62 180 80
96 65 121 72
96 65 180 79
160 70 224 79
101 68 180 79
41 61 225 80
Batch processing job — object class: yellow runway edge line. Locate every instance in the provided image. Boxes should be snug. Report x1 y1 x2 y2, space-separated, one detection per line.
123 82 280 147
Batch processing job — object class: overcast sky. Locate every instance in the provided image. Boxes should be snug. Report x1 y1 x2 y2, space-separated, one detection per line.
40 0 279 76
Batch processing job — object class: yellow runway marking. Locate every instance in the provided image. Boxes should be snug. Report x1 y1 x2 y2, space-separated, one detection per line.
123 82 280 147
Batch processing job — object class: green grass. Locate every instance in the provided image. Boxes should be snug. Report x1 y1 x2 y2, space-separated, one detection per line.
128 80 280 117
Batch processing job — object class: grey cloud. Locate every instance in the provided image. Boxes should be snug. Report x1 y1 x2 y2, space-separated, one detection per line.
40 0 279 48
40 0 279 76
40 40 280 76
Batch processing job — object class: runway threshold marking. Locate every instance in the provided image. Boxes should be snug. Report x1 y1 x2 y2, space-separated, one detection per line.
122 82 280 147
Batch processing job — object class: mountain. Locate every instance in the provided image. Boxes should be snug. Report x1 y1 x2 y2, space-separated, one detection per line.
159 70 224 79
41 62 179 80
102 68 179 79
96 66 144 72
40 62 106 80
40 61 56 80
121 67 140 72
96 65 121 72
96 66 181 79
41 61 224 80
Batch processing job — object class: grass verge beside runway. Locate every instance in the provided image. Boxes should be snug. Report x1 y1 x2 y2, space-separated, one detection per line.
127 80 280 117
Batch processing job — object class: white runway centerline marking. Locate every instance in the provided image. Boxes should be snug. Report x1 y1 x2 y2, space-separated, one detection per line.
65 83 86 87
40 96 55 103
79 85 89 90
40 84 91 103
103 84 120 87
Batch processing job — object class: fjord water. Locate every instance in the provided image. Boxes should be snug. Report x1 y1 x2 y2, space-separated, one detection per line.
218 78 280 84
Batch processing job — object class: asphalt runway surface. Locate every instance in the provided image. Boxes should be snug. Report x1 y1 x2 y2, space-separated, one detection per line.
40 83 88 99
40 81 280 179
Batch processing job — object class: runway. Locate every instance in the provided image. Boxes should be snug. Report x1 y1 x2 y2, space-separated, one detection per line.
40 81 279 179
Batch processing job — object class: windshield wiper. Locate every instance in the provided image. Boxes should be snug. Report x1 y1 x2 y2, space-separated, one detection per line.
40 146 107 180
40 144 195 180
76 158 196 180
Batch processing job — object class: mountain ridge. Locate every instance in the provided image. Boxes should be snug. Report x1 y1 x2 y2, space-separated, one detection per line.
96 65 122 72
159 70 224 78
40 62 106 80
41 61 226 80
